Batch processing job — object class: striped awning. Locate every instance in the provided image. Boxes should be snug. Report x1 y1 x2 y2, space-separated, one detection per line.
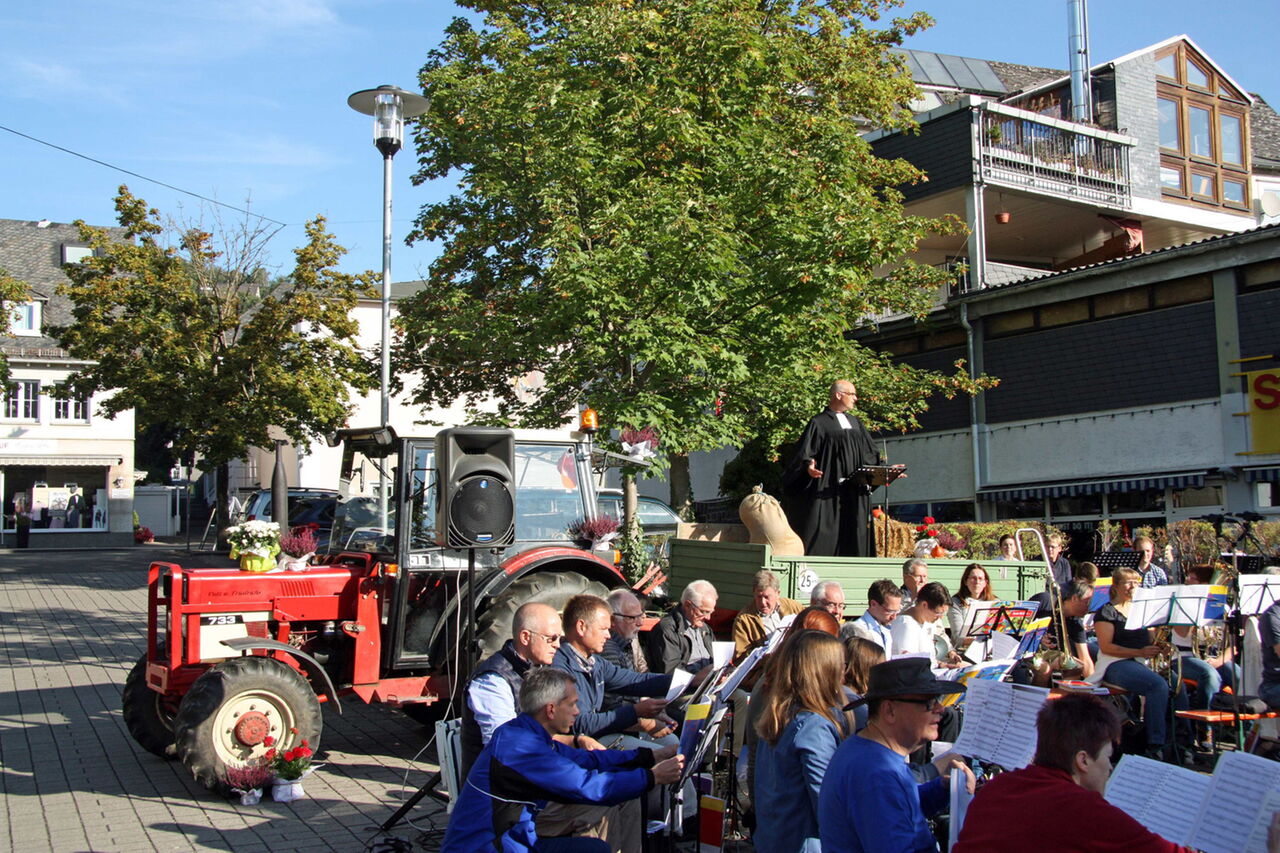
979 472 1206 503
1246 468 1280 483
0 455 120 467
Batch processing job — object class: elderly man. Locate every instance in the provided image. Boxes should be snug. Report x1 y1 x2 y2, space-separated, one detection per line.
443 668 684 853
553 595 675 739
461 601 597 779
811 580 847 621
900 558 928 610
954 694 1192 852
647 579 717 674
818 659 972 853
600 589 649 710
732 570 805 661
781 380 881 557
843 579 903 656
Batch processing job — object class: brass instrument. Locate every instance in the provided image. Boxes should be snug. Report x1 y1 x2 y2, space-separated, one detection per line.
1016 527 1080 674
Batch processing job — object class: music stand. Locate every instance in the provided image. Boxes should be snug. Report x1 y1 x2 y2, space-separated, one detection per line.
860 465 906 555
1124 585 1217 630
960 600 1041 641
1238 576 1280 616
1093 551 1141 570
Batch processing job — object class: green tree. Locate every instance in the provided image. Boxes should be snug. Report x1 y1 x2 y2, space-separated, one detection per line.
0 267 31 386
398 0 989 544
53 186 377 538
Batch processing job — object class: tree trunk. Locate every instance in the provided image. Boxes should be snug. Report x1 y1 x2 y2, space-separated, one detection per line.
215 462 231 550
668 452 692 519
622 471 640 539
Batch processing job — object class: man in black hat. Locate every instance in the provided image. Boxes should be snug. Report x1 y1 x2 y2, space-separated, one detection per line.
818 658 974 853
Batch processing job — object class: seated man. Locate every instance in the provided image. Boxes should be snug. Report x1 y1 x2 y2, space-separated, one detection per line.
890 581 961 667
553 594 675 740
461 601 598 780
810 580 847 622
1030 579 1095 687
953 693 1193 852
443 668 684 853
841 578 902 656
818 658 972 852
731 569 804 661
646 579 717 674
900 558 928 609
600 589 650 711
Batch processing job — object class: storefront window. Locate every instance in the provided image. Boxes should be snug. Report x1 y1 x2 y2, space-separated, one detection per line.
1108 489 1165 514
995 497 1044 520
4 466 109 531
1049 494 1103 518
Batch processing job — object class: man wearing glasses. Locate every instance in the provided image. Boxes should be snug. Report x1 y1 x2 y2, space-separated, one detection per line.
843 579 903 656
647 579 719 674
461 601 602 780
781 380 881 557
810 580 847 621
732 570 805 661
819 658 974 853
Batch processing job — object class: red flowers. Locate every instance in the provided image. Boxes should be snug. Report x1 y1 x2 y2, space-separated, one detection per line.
263 735 275 747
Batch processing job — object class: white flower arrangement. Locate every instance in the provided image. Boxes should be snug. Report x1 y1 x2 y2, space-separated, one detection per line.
225 520 281 559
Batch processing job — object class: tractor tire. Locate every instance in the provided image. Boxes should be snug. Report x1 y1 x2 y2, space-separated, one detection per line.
173 655 322 792
474 569 610 659
122 650 177 759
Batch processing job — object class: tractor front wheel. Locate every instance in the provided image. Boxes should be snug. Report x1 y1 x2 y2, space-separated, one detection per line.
122 651 178 759
173 655 322 791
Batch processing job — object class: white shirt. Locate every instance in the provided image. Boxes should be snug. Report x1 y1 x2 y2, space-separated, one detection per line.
890 613 944 661
468 671 518 745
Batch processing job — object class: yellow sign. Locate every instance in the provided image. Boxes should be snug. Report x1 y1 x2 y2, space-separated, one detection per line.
1247 370 1280 454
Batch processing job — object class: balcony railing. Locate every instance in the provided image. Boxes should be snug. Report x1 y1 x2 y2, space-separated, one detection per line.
978 102 1134 208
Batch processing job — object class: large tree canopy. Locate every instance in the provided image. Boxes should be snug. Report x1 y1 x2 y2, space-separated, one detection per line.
54 186 377 470
398 0 988 478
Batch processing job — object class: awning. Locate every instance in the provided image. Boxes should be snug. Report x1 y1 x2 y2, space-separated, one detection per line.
1246 468 1280 483
979 472 1206 503
0 455 120 467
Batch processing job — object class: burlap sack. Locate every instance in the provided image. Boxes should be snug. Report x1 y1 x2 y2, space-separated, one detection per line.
738 486 804 556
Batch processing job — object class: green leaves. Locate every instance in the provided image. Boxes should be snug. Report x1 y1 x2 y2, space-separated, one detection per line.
51 186 376 467
399 0 988 478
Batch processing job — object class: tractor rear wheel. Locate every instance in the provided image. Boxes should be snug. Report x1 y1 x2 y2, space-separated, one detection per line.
474 570 610 660
173 655 322 791
122 650 178 759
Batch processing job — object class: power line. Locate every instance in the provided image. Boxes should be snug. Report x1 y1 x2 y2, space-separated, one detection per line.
0 123 290 227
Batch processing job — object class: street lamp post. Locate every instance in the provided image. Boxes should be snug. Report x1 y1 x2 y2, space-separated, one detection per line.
348 84 429 531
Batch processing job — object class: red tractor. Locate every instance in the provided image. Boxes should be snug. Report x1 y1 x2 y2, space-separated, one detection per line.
123 426 632 790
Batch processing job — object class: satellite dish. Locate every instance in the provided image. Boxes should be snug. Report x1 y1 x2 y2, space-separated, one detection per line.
1261 191 1280 218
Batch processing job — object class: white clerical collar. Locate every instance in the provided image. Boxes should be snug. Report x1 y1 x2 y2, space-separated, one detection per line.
833 411 853 429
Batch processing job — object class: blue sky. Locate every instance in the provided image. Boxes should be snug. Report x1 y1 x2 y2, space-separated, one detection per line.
2 1 1277 279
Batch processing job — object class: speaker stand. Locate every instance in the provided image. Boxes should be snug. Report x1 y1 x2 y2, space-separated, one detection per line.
465 548 478 676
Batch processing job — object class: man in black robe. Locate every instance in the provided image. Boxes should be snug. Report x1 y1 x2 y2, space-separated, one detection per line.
782 380 880 557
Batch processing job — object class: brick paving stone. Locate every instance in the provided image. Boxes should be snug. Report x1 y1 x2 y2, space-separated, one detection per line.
0 549 448 852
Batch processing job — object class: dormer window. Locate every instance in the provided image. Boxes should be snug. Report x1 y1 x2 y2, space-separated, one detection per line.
6 301 41 336
1154 42 1250 213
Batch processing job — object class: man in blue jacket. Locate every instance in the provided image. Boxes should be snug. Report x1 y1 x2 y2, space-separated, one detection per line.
443 668 684 853
553 595 677 739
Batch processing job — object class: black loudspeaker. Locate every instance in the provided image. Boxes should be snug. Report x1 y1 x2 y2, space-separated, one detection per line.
435 427 516 548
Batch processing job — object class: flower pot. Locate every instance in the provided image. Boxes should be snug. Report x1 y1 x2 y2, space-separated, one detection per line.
239 553 275 573
234 787 263 806
277 552 313 572
271 778 306 803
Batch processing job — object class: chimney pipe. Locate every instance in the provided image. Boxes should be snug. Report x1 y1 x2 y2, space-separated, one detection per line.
1067 0 1092 123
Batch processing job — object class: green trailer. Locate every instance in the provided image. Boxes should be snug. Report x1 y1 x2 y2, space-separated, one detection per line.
668 538 1049 619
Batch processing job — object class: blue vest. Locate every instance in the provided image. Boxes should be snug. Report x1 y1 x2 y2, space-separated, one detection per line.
459 641 532 780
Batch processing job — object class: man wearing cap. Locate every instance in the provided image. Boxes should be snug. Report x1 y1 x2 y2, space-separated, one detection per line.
818 658 974 853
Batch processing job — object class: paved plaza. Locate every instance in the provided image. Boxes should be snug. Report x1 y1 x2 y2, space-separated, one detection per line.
0 546 450 852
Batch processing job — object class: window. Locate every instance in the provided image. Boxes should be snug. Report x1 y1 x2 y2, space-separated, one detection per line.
1153 42 1249 212
53 390 90 423
6 301 41 336
4 380 40 421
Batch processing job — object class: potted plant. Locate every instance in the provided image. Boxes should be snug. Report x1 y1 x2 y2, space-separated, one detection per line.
223 760 272 806
266 731 319 802
567 515 621 551
277 525 318 572
224 520 281 572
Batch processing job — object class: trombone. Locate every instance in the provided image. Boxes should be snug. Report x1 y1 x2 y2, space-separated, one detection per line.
1015 527 1079 673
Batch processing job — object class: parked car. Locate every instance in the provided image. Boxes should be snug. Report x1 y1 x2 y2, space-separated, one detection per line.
596 491 682 565
236 488 338 546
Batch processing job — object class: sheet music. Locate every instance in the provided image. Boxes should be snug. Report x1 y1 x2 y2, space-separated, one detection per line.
664 668 693 702
714 645 765 699
1125 585 1214 629
950 680 1047 769
1240 576 1280 616
1243 790 1280 853
1104 754 1210 845
988 631 1020 660
947 765 975 852
712 641 734 669
1188 751 1280 853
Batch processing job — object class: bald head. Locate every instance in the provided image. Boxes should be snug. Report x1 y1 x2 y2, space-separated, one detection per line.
829 380 857 413
512 602 563 665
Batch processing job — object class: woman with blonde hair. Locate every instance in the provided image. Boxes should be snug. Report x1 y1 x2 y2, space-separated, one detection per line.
1090 567 1173 760
753 630 851 852
842 636 885 732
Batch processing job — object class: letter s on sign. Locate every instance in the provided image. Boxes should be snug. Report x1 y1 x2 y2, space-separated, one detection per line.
1254 373 1280 411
